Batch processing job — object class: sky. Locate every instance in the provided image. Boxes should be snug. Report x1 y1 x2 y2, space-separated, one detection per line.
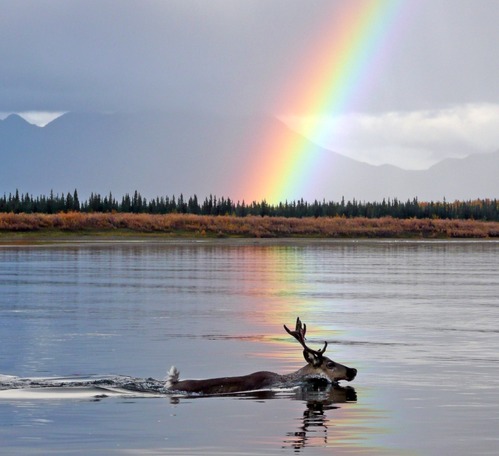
2 0 499 171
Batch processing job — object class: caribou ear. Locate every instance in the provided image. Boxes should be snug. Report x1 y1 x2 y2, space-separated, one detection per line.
303 350 323 367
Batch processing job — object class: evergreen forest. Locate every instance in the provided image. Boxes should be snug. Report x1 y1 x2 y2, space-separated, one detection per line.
1 189 498 221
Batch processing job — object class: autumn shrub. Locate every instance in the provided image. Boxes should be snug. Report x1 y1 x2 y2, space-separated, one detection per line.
1 212 499 238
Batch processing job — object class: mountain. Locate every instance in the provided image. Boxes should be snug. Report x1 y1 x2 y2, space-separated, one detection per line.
1 111 263 200
1 112 498 202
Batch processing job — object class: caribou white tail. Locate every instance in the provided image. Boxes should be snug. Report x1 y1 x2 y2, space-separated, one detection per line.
166 317 357 395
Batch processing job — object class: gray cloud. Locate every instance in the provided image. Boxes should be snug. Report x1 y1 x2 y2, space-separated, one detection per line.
2 0 498 115
1 0 325 114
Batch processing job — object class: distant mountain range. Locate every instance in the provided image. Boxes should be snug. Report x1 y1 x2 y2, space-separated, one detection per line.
1 112 498 202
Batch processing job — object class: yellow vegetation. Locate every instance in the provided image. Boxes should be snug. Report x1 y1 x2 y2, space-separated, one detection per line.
1 212 498 238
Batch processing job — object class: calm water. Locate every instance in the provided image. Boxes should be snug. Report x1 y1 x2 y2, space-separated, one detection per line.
0 239 498 455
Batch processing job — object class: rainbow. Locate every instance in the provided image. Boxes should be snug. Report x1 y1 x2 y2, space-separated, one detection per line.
242 0 406 204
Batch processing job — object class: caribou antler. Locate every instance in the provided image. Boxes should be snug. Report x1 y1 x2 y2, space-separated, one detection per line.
284 317 328 367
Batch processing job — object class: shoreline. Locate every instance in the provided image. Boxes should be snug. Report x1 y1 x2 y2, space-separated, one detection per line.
1 213 498 242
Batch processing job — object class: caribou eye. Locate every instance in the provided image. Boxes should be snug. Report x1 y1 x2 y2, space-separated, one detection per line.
326 361 336 369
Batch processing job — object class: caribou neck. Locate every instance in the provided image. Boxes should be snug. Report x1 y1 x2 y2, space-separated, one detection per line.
280 365 329 384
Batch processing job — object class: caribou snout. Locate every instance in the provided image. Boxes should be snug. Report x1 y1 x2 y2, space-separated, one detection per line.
346 367 357 382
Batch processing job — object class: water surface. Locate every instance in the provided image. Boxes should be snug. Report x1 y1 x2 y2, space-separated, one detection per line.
1 239 498 455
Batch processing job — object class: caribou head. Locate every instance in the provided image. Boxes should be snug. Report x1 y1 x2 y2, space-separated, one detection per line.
283 317 357 383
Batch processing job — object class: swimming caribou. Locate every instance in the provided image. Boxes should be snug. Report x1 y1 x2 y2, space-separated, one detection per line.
165 317 357 395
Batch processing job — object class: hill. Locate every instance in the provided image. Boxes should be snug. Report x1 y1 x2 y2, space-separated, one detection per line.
1 112 497 201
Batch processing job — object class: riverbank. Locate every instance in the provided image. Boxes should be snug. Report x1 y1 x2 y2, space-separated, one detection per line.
1 212 498 241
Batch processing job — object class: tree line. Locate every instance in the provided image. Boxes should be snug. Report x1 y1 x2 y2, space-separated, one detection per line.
1 189 498 221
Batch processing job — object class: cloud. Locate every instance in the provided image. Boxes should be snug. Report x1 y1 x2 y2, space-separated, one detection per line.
15 112 66 127
1 1 499 143
0 0 322 115
282 104 499 169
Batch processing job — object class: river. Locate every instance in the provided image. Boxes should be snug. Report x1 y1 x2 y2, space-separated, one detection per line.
1 239 498 455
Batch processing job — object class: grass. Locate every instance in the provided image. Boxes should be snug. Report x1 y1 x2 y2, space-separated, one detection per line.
1 212 498 241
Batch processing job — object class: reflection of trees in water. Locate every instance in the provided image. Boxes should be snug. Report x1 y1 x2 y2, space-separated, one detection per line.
283 383 357 452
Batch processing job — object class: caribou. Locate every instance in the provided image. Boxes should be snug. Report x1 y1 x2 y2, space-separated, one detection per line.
165 317 357 395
